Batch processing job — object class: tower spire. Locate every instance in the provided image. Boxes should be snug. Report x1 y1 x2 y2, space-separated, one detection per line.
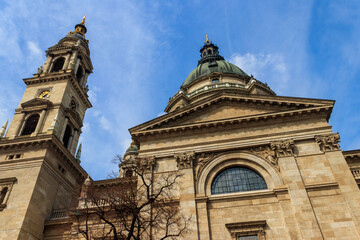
0 120 8 138
75 143 82 163
81 14 86 25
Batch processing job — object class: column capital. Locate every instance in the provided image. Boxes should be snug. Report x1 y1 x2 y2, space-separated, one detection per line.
270 139 295 157
315 133 340 152
175 151 195 169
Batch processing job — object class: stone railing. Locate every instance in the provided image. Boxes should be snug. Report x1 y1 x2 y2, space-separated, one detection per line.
187 82 246 98
351 169 360 179
50 210 69 220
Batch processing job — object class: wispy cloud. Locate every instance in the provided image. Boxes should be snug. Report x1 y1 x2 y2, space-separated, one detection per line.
229 53 289 94
27 41 42 58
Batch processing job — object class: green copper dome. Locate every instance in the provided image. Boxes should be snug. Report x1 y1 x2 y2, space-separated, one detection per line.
182 60 248 86
182 37 248 86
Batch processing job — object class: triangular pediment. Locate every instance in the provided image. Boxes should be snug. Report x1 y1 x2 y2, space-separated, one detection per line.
129 93 334 135
21 98 53 109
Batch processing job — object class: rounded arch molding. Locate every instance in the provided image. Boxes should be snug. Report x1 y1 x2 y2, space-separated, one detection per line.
196 151 284 196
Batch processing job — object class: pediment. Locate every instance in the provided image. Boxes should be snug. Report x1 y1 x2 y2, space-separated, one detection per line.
64 108 83 129
129 93 334 136
21 98 53 110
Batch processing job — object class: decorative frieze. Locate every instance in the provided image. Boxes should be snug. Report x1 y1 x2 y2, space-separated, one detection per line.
315 133 340 152
250 146 279 171
270 139 295 157
175 151 195 169
195 153 216 179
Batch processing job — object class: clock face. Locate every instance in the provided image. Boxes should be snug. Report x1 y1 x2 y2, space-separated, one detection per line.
70 100 77 110
38 90 50 99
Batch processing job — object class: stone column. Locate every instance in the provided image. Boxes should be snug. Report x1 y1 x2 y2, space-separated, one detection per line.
59 117 69 142
43 55 53 73
32 109 46 136
63 52 72 70
74 58 80 74
14 113 27 138
69 129 79 155
271 139 324 239
69 51 78 72
174 152 198 240
82 72 89 88
67 132 74 150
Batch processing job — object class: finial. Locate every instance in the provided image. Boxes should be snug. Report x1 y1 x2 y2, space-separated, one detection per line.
206 34 209 43
81 14 86 25
0 120 9 138
75 143 82 163
68 15 88 37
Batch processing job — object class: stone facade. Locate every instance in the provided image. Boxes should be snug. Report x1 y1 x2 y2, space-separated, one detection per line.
1 22 360 240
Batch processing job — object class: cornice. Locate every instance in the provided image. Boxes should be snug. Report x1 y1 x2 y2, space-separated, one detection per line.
92 177 137 187
131 105 333 138
343 149 360 159
23 72 92 108
0 134 87 182
137 126 332 157
139 126 332 158
132 93 334 135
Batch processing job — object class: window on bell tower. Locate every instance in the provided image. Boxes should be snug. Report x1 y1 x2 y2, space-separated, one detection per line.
0 187 8 204
51 57 65 72
62 125 72 148
76 65 83 83
21 114 40 136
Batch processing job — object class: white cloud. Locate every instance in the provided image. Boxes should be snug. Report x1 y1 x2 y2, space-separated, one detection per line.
99 115 112 132
229 53 289 94
27 41 42 58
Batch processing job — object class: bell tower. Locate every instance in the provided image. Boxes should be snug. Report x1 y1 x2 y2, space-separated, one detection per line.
0 17 92 240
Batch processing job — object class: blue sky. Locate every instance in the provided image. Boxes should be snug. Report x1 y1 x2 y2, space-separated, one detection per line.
0 1 359 180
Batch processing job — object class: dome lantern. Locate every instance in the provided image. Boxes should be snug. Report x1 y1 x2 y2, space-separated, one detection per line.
198 35 224 66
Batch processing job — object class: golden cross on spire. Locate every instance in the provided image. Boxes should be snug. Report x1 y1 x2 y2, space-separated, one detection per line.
81 14 86 24
206 34 209 42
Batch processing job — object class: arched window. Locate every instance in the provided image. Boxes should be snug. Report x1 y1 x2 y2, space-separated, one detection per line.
76 65 83 83
51 57 65 72
62 125 72 148
211 167 267 195
21 114 40 136
0 187 8 204
125 169 133 178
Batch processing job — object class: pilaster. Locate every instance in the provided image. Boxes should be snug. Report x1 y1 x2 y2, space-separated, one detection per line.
271 139 324 239
174 152 198 240
315 133 360 237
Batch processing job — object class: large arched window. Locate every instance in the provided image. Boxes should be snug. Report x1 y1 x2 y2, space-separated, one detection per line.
21 114 40 136
211 167 267 195
51 57 65 72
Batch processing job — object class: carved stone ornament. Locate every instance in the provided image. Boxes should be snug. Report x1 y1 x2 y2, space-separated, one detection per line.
315 133 340 152
136 156 156 173
195 153 215 179
250 146 279 171
174 152 195 169
270 139 295 157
